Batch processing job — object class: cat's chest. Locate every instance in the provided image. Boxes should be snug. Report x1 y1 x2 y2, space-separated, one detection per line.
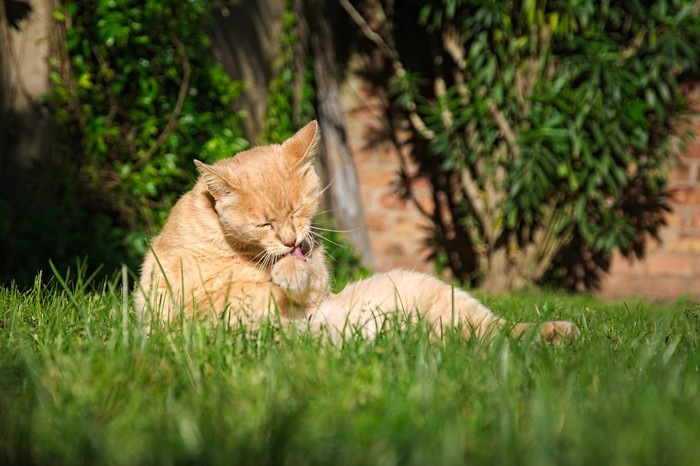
191 254 271 284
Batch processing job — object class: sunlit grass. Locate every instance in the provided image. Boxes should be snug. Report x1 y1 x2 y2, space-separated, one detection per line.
1 270 698 465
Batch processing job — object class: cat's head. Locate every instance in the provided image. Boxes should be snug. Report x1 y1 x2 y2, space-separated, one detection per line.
194 121 322 260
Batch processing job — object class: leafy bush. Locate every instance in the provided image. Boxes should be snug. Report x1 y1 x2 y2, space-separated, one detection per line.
0 0 248 285
349 0 700 291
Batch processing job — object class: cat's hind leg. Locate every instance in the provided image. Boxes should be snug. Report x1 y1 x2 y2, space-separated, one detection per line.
309 270 579 343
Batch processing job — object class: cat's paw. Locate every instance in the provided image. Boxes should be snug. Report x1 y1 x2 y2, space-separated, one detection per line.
272 256 310 292
541 320 580 344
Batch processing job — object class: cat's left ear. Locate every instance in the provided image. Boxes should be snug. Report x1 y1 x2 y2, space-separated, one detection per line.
282 120 321 168
194 160 235 201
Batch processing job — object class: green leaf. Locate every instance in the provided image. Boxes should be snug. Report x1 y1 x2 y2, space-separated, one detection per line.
77 72 93 89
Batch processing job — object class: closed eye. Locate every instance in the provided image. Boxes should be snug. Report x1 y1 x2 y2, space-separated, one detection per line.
257 222 272 229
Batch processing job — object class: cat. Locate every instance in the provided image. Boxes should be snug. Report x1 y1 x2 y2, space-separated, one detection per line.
135 121 579 343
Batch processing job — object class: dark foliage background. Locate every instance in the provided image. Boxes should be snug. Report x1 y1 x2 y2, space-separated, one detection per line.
1 0 248 286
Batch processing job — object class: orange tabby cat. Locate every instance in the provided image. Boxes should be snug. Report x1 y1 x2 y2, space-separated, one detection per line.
135 121 579 343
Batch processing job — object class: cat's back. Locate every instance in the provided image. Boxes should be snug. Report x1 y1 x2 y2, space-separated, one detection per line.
152 181 216 246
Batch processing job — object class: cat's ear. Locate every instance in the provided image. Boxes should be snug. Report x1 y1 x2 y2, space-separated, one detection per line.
194 160 234 200
282 120 321 168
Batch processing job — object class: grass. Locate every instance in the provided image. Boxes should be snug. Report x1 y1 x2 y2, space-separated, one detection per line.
0 269 698 466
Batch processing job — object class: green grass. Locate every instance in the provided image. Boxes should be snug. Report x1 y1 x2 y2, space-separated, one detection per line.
1 271 698 466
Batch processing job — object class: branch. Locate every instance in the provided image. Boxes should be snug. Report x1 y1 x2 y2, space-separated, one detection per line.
338 0 434 140
443 26 465 70
405 104 435 139
133 37 191 170
487 101 517 147
443 28 471 106
383 97 434 221
337 0 401 73
47 0 86 132
434 76 454 131
460 167 493 242
619 28 646 60
90 43 120 126
526 202 575 281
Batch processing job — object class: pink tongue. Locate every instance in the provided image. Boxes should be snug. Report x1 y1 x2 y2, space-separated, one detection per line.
285 245 306 261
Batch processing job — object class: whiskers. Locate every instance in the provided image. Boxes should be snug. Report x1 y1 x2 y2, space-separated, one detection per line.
251 248 277 274
248 222 351 273
306 229 341 265
304 230 318 256
311 225 360 234
308 225 349 263
319 176 335 196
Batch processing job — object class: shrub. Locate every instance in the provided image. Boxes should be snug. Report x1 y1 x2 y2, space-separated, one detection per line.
1 0 248 285
346 0 700 291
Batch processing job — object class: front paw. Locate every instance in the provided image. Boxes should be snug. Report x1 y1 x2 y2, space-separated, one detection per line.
272 256 310 292
541 321 580 344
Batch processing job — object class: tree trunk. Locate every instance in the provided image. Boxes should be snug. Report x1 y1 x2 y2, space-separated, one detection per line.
209 0 286 144
479 248 531 294
308 0 374 267
0 0 57 201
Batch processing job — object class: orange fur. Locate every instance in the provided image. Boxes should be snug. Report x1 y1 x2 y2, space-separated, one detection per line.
135 121 579 343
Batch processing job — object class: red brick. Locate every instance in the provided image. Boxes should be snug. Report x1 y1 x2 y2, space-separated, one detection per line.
371 258 392 272
688 209 700 229
384 258 433 273
376 143 399 163
379 192 408 210
348 99 382 119
676 237 700 252
365 213 387 232
400 158 421 174
670 162 690 183
411 188 435 216
688 276 700 299
358 168 396 188
360 188 378 210
657 226 680 247
393 215 430 236
665 210 685 228
669 187 700 205
686 88 700 111
680 159 700 183
684 138 700 159
370 235 406 257
597 273 637 299
352 147 376 165
634 276 688 300
407 176 431 190
644 233 662 253
646 253 693 277
404 239 431 258
608 252 647 276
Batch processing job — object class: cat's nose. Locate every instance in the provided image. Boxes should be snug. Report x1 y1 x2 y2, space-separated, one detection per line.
280 229 296 247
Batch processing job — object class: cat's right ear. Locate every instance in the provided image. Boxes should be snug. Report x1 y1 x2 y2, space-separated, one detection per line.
194 160 233 201
282 120 321 168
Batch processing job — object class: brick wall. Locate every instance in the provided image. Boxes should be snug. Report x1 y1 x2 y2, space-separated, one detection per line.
598 134 700 300
341 74 700 300
341 77 433 273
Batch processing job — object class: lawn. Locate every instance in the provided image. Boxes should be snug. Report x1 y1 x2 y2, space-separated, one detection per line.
1 270 698 465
